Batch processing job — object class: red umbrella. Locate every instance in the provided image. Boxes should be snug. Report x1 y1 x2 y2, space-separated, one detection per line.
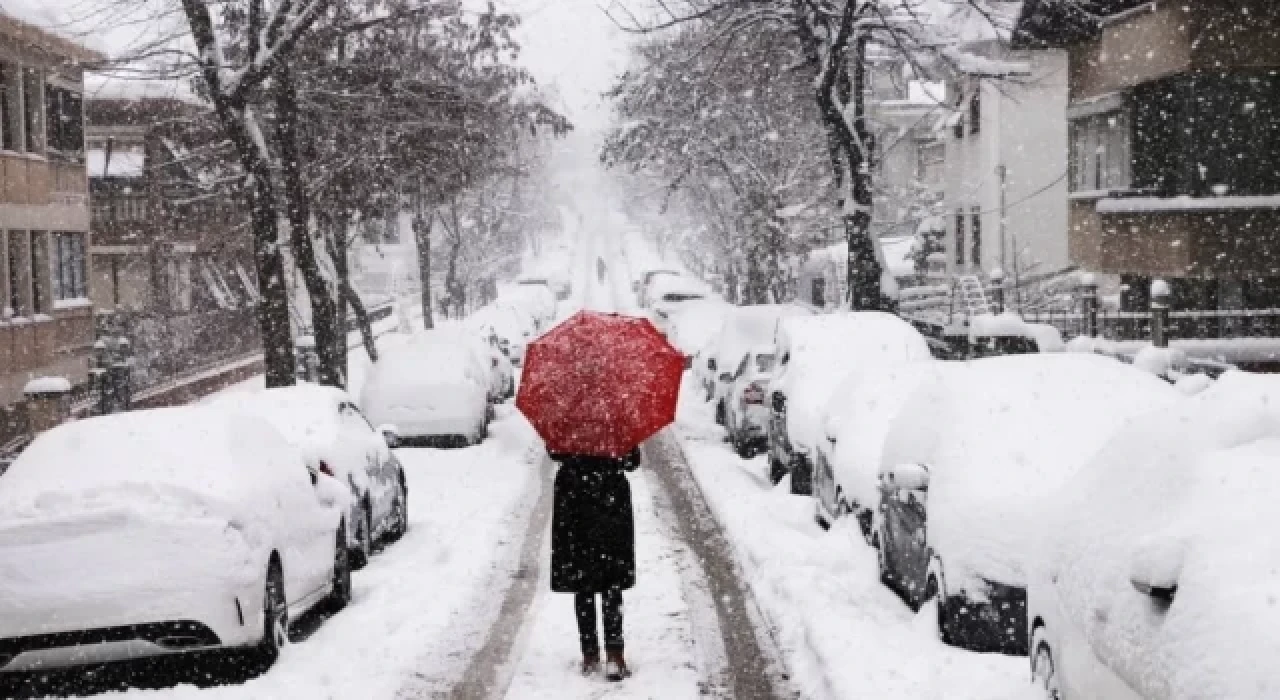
516 310 685 458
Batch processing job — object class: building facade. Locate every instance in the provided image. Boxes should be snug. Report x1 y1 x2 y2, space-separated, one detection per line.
1017 0 1280 312
0 14 98 442
86 98 261 389
941 44 1071 284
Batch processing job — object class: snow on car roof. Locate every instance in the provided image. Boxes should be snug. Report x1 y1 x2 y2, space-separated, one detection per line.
712 303 814 365
0 405 308 521
880 353 1180 590
647 274 707 298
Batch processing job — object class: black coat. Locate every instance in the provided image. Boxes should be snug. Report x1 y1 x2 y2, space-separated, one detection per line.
549 449 640 593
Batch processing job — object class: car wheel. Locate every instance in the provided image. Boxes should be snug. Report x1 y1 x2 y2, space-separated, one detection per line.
252 558 288 668
327 525 353 611
1031 632 1062 700
351 501 373 570
925 573 957 646
733 430 753 459
790 456 813 496
769 456 787 485
387 478 408 542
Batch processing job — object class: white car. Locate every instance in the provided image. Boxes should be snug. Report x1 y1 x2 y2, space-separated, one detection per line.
433 321 514 403
871 354 1180 655
471 302 538 366
647 275 711 334
0 406 351 674
635 268 680 307
770 312 932 495
360 333 492 447
517 272 570 301
499 284 556 329
1027 371 1280 700
722 346 777 457
706 304 814 422
216 384 408 568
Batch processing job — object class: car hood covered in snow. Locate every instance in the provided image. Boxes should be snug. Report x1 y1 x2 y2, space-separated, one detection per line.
1034 371 1280 699
880 353 1180 593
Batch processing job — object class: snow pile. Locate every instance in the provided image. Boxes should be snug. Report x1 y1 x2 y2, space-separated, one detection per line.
1133 344 1188 378
968 311 1033 340
22 376 71 394
880 354 1180 593
1035 371 1280 699
774 312 932 457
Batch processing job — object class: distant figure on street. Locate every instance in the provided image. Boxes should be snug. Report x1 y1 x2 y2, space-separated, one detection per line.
596 257 608 282
549 447 640 681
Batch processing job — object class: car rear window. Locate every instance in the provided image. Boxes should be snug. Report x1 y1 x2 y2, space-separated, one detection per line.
756 353 776 372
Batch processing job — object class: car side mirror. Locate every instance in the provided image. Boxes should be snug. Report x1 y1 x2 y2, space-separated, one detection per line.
1129 537 1183 604
1130 577 1177 603
377 424 401 449
879 463 930 492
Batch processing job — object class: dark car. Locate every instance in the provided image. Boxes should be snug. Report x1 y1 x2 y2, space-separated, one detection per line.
870 355 1179 656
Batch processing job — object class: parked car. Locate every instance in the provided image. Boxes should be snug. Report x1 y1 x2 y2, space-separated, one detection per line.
500 283 556 330
471 302 538 366
647 276 711 334
360 333 493 447
635 268 680 307
433 321 514 403
722 346 777 457
872 354 1179 655
517 272 570 300
216 384 408 568
814 360 939 537
0 406 351 674
662 296 732 358
769 312 931 495
705 304 814 422
1026 371 1280 699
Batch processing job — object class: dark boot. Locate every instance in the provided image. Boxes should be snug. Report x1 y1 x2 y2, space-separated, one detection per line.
581 649 601 676
605 649 629 681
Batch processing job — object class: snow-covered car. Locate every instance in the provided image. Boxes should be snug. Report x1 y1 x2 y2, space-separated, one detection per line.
770 312 931 496
635 268 680 307
471 302 538 365
722 346 777 457
215 384 408 568
433 321 514 403
517 272 570 300
814 360 939 538
873 354 1180 655
0 406 352 674
663 297 732 358
1026 371 1280 700
705 304 814 422
360 333 493 447
499 283 556 330
647 275 711 334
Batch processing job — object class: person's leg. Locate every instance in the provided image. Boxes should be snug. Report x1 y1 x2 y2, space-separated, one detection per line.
601 589 624 652
575 593 600 655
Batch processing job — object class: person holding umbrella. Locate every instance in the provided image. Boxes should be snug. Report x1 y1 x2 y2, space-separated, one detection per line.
516 311 685 682
549 446 640 680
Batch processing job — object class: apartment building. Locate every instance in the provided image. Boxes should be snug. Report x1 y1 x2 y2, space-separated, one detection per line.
0 13 99 439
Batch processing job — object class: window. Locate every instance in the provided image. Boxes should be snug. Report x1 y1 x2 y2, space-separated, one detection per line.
112 196 147 221
954 209 966 266
199 259 240 310
971 207 982 269
5 232 18 314
969 91 981 135
45 85 83 156
22 68 42 153
755 353 776 373
0 63 16 151
29 232 47 312
51 232 86 301
167 255 192 312
1070 110 1131 192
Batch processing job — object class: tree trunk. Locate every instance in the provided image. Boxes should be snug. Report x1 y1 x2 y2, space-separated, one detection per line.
342 279 379 363
411 196 434 330
325 215 350 379
275 61 344 386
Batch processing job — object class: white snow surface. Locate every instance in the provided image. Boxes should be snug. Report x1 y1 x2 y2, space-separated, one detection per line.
879 354 1181 593
773 312 932 457
1032 371 1280 699
674 376 1031 699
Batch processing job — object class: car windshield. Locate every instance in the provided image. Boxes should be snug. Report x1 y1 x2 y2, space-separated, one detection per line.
662 293 703 303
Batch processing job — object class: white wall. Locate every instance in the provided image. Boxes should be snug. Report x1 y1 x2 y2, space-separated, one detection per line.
943 49 1069 280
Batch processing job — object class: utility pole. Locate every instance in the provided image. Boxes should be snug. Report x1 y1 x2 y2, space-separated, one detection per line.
996 164 1008 272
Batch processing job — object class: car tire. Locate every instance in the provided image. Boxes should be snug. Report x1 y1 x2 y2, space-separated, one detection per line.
769 456 788 485
327 525 353 612
733 430 753 459
251 558 288 669
351 501 373 570
1031 629 1062 700
387 477 409 542
925 573 957 646
875 526 893 589
790 456 813 496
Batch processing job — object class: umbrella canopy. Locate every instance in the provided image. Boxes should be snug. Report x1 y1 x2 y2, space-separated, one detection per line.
516 310 685 458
